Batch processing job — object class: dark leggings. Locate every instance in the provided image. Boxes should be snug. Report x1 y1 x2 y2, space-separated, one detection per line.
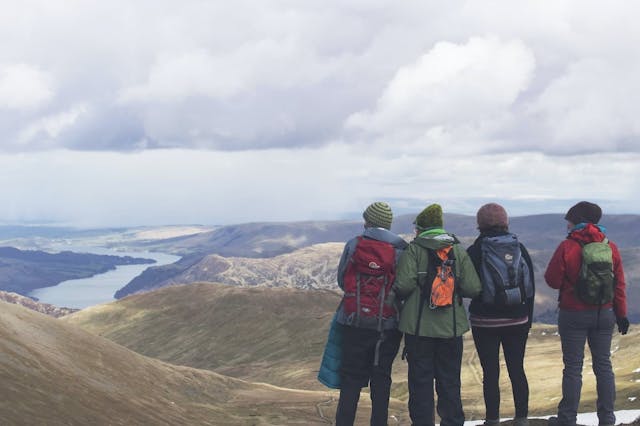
336 326 402 426
472 324 529 420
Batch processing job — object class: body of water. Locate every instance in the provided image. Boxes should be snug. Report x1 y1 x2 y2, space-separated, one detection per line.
29 246 179 309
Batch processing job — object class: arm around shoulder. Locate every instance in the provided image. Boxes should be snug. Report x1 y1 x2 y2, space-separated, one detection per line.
456 246 482 298
393 243 419 299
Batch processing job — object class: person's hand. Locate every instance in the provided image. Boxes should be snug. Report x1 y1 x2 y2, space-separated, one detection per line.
616 317 630 335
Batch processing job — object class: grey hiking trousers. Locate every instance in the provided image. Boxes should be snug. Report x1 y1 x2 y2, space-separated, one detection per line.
557 308 616 426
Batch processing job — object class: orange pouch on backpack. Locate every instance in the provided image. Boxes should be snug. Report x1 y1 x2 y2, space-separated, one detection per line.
429 246 455 309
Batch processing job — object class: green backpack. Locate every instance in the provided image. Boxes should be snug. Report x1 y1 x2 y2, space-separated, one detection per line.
575 239 614 305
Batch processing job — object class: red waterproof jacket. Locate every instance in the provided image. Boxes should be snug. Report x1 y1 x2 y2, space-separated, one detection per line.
544 223 627 318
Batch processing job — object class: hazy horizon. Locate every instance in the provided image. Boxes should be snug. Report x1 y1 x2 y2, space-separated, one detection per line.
0 205 636 230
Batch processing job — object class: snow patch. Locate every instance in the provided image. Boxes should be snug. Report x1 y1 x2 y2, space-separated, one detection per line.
463 410 640 426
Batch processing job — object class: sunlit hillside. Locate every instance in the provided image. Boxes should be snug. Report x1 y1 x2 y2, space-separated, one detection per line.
65 283 640 422
0 300 349 425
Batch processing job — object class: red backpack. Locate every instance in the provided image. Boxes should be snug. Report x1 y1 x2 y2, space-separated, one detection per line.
342 237 397 329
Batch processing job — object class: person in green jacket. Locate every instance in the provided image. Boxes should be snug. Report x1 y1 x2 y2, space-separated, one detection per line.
394 204 482 426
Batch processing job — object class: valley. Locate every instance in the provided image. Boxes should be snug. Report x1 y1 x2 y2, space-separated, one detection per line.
1 217 639 425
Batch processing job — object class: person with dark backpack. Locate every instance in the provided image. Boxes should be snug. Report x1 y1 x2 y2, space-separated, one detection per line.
334 201 408 426
545 201 629 426
393 203 481 426
467 203 535 426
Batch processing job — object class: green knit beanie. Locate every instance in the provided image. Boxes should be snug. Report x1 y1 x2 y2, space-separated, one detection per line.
363 202 393 230
414 203 443 230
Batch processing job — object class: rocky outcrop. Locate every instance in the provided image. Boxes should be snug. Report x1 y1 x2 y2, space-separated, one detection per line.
0 290 78 317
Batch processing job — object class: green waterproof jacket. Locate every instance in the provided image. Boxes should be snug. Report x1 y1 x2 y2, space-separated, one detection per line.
394 228 482 338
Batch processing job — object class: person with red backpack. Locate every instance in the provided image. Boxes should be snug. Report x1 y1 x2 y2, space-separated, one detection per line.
334 201 408 426
394 204 482 426
545 201 629 426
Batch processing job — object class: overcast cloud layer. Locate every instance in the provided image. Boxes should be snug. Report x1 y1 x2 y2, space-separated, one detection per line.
1 1 639 226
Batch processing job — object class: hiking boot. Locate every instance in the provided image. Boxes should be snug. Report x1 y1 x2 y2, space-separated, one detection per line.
513 417 529 426
483 419 500 426
547 416 571 426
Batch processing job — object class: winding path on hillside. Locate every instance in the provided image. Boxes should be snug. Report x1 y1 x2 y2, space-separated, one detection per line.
316 395 335 424
466 346 484 420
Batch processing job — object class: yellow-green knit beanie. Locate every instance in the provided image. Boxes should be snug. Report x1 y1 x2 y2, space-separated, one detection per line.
414 203 443 229
363 202 393 230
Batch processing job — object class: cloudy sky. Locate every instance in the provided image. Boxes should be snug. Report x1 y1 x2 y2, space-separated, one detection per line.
1 1 638 227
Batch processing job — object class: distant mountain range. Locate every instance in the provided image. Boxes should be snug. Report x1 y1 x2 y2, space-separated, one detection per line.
128 213 640 255
114 214 640 323
0 247 155 296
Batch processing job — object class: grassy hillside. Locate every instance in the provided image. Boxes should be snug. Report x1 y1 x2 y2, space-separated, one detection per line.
0 300 360 425
65 283 640 421
66 282 343 390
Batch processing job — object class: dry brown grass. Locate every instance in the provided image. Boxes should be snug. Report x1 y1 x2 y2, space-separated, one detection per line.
63 283 640 423
0 300 343 425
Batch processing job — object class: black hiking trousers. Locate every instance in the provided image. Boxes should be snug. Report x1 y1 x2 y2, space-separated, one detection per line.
335 325 402 426
404 334 464 426
472 323 530 420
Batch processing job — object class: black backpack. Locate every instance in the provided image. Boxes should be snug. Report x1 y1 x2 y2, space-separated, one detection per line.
479 233 533 306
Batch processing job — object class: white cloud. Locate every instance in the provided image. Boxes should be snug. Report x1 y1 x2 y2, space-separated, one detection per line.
0 64 53 110
19 104 88 145
344 36 537 158
347 37 535 136
527 58 640 152
1 1 639 155
1 1 640 224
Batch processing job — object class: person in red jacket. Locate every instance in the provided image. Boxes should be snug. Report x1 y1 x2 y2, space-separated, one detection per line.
544 201 629 426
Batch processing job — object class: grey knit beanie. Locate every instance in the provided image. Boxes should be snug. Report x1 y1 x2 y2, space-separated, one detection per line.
363 202 393 230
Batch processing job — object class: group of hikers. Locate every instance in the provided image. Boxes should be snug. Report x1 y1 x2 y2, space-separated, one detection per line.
318 201 629 426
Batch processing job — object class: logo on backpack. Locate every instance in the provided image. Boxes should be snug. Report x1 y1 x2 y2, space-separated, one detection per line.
342 237 397 329
480 233 533 306
575 239 614 305
428 246 456 309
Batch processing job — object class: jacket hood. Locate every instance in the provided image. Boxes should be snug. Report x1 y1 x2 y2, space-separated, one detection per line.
413 229 459 250
363 226 408 249
568 223 606 244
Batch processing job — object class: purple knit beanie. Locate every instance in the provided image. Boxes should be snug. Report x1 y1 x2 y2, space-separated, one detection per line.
476 203 509 231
